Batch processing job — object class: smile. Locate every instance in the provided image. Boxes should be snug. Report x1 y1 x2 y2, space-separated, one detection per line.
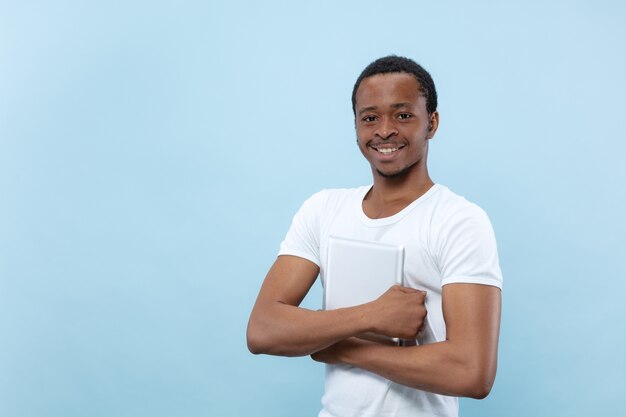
369 145 405 155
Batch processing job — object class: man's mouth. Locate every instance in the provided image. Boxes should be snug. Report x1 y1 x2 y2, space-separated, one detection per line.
369 144 405 155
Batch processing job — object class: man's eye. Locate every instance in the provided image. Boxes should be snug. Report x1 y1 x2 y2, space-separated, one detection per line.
362 115 377 123
397 113 412 120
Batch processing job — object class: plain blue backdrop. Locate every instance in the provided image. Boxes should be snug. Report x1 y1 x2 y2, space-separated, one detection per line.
1 1 625 416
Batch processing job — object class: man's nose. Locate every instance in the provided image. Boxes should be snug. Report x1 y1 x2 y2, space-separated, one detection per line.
376 118 398 139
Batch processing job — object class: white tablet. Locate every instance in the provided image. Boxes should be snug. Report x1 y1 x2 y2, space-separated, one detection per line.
324 235 436 346
324 236 404 311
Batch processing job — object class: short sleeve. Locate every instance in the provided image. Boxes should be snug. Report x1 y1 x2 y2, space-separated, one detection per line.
436 203 503 289
277 190 327 267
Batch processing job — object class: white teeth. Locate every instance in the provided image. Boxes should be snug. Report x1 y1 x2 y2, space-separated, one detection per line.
377 147 398 154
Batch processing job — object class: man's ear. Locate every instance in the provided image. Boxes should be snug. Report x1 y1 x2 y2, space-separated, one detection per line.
426 111 440 139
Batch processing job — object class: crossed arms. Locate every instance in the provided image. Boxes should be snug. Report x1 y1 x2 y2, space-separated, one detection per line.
247 254 501 399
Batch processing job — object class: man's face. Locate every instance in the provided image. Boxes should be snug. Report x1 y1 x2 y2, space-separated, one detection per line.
354 72 438 180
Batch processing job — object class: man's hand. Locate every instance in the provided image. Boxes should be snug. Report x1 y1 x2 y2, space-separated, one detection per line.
365 285 427 339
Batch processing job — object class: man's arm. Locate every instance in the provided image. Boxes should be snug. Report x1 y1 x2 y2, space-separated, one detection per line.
311 283 501 399
247 255 428 357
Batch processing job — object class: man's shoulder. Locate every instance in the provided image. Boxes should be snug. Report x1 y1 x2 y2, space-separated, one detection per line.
303 185 370 206
429 184 490 222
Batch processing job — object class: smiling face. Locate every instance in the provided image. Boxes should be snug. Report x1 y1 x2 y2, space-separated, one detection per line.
355 72 439 181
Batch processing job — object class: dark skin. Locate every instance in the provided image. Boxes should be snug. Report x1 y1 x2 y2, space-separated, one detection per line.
355 72 438 218
247 72 501 398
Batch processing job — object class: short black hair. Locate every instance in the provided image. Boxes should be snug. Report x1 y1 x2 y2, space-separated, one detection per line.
351 55 438 116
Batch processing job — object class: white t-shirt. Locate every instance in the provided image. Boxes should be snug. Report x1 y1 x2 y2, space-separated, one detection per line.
278 184 502 417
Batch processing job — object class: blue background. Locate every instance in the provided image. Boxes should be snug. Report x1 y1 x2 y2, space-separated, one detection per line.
1 1 625 416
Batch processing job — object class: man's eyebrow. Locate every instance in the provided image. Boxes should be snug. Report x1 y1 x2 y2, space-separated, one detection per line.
391 102 413 109
358 106 377 116
358 103 414 115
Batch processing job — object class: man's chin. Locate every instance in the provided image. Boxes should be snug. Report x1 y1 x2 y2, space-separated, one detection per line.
375 165 413 179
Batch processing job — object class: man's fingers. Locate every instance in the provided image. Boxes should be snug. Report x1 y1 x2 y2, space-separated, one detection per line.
394 285 426 295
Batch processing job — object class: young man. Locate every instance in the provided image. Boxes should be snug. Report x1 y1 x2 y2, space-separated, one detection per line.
247 56 502 417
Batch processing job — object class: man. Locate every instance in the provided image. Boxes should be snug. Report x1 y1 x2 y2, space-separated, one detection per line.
247 55 502 417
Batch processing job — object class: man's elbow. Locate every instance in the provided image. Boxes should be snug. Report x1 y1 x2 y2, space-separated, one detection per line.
465 377 494 399
462 367 496 399
246 335 263 355
246 322 269 355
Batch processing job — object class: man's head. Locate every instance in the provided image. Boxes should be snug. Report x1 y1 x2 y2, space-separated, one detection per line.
351 55 438 116
352 56 440 181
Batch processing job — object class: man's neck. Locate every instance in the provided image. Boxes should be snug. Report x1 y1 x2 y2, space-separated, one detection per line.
363 170 434 219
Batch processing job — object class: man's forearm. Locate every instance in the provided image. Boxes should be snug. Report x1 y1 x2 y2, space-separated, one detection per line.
247 302 372 357
327 339 497 399
247 286 427 357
